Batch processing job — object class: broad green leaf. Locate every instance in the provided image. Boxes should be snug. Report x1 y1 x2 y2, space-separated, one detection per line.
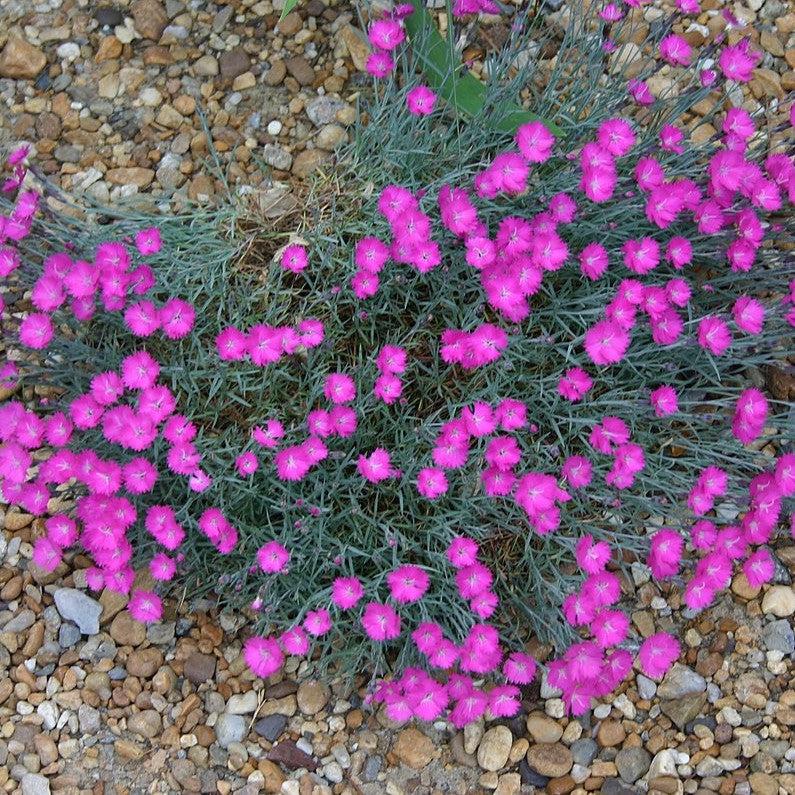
404 0 562 136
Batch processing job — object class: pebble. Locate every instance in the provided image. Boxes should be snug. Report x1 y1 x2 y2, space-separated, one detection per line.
526 713 563 743
657 664 707 699
526 743 573 778
215 714 247 748
477 726 513 772
615 747 652 782
254 713 288 742
761 585 795 616
20 773 50 795
296 680 329 715
53 588 101 635
392 728 435 769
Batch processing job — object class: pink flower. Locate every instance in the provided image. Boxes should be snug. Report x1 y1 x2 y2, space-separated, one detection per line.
304 608 332 636
257 541 290 573
515 121 555 163
562 456 592 489
659 34 692 65
373 373 402 404
128 589 162 623
135 227 162 255
647 529 683 579
121 351 160 390
496 398 526 431
416 467 448 499
280 626 310 656
159 299 195 339
697 316 732 356
584 319 630 365
332 576 364 610
387 564 429 603
732 296 765 334
357 448 395 483
406 85 437 115
150 553 176 581
446 536 479 568
719 39 760 83
743 549 774 589
502 652 536 685
235 451 259 477
484 436 521 470
597 118 636 157
575 535 610 574
281 244 308 273
32 537 62 572
638 632 680 679
455 562 492 599
366 50 394 78
376 345 407 374
591 609 629 647
650 385 678 417
216 326 248 361
579 242 608 280
368 18 405 51
243 636 284 678
361 602 401 641
19 313 54 350
252 419 284 448
274 446 312 481
558 367 593 401
324 372 356 404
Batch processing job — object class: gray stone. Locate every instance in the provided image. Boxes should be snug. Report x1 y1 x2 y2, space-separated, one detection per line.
226 691 258 715
4 609 35 633
761 619 795 654
657 664 706 700
305 96 347 127
661 693 707 730
78 703 101 734
615 747 651 782
637 674 657 700
215 713 246 748
95 6 124 26
147 621 176 645
363 755 382 782
570 738 598 767
58 622 81 648
262 144 292 171
21 774 50 795
254 714 287 742
54 589 101 635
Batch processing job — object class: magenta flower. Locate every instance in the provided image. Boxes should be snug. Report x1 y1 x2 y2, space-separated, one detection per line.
406 85 437 116
244 636 284 679
304 608 332 636
361 602 401 641
638 632 680 679
128 590 163 623
650 385 678 417
387 564 430 603
281 243 308 273
659 34 692 66
584 319 630 365
416 467 448 500
332 576 364 610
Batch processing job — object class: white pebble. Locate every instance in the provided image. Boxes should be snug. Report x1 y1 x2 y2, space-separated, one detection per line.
267 120 283 136
56 42 80 61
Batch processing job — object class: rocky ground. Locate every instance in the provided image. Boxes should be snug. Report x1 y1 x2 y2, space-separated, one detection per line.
1 507 794 795
2 1 795 794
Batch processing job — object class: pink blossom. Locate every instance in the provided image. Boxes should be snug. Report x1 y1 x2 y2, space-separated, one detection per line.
304 609 332 636
281 244 308 273
388 564 429 603
19 313 54 349
406 85 437 115
558 367 593 402
357 448 395 483
697 316 732 356
597 118 636 157
257 541 290 573
659 34 692 65
647 528 683 579
366 50 395 78
575 535 611 574
368 18 405 51
515 121 555 163
332 576 364 610
584 319 630 365
416 467 448 499
446 536 479 568
562 456 592 489
244 636 284 678
743 549 774 589
324 372 356 404
361 602 401 641
638 632 680 679
650 385 678 417
135 227 162 255
128 590 162 623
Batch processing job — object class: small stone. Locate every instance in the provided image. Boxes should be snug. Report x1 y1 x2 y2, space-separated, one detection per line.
267 739 317 771
657 664 706 700
762 619 795 653
747 772 778 795
637 674 657 700
615 747 651 782
0 37 47 79
292 149 328 178
126 648 163 678
597 719 626 748
316 124 347 151
296 680 329 715
127 710 161 739
21 773 50 795
477 726 513 772
526 713 564 744
660 693 706 730
464 721 484 755
306 96 348 126
95 35 123 62
95 6 125 26
392 728 435 769
227 691 258 715
110 610 147 646
338 25 370 71
54 588 101 635
106 167 155 188
220 48 250 80
215 714 246 748
526 744 573 778
78 704 101 734
131 0 169 40
194 55 219 77
570 739 597 767
232 72 256 91
267 120 283 136
264 59 287 86
156 105 185 129
761 585 795 616
262 144 293 171
647 749 679 781
285 56 315 86
254 714 287 742
184 652 215 683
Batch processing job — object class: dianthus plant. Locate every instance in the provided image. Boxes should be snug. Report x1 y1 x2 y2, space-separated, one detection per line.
1 0 793 725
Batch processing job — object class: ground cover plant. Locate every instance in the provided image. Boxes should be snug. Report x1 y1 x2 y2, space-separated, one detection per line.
1 0 794 725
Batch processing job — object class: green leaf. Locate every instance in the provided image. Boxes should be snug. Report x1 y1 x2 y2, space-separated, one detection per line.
279 0 300 21
404 0 562 136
